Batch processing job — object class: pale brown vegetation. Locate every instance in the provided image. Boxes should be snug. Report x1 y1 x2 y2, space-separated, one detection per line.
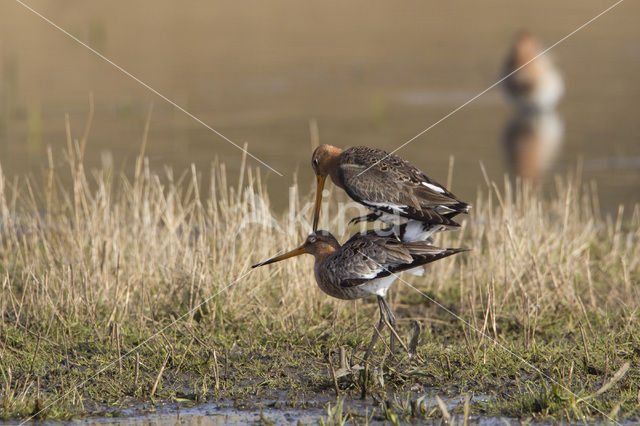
0 128 638 420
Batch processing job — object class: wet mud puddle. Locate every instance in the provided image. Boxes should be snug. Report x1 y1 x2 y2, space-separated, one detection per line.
76 393 506 425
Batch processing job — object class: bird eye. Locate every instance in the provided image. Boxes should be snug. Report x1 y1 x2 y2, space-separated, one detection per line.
308 235 317 243
313 159 319 167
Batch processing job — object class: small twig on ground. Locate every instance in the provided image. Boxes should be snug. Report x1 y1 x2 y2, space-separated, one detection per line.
150 351 170 398
327 349 340 396
213 349 220 390
116 323 123 374
134 352 140 388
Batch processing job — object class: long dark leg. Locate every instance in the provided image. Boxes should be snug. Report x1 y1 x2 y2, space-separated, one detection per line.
380 296 397 327
348 212 381 226
379 296 397 353
379 296 411 355
362 297 387 361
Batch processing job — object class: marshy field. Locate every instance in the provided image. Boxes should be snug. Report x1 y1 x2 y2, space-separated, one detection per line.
1 0 640 424
1 140 639 423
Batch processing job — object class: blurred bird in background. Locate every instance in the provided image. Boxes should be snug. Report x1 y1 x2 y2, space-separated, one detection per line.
502 30 564 112
502 30 565 182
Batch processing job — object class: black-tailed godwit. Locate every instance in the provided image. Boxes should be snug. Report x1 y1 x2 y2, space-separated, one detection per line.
311 145 470 241
253 230 467 357
502 30 564 111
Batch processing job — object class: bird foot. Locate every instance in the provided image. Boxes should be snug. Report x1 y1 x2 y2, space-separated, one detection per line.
348 213 380 226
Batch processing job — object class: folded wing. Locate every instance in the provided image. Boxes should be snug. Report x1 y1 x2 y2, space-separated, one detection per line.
338 147 469 226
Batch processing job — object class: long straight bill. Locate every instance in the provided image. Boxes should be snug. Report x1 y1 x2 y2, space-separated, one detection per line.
312 175 326 231
251 246 307 268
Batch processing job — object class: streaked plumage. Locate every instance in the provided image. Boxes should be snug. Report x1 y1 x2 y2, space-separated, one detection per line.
311 145 471 238
253 230 467 356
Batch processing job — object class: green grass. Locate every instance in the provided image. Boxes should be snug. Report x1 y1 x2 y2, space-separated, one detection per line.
0 126 639 422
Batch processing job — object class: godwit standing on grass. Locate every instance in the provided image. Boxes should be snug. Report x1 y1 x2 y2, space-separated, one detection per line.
502 30 564 111
311 145 470 241
252 230 467 358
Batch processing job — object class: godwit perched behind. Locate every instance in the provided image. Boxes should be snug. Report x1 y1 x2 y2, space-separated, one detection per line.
502 30 564 112
310 145 471 241
253 230 467 358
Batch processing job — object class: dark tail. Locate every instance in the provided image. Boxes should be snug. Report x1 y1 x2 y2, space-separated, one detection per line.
390 246 469 275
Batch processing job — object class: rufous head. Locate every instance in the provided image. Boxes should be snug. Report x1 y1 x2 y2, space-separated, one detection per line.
251 231 340 268
513 30 541 65
302 230 340 258
311 144 342 177
311 145 343 231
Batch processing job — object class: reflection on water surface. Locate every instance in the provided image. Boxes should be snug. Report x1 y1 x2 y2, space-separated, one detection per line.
0 0 638 212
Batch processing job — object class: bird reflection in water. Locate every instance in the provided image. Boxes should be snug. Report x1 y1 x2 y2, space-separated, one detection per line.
503 110 564 181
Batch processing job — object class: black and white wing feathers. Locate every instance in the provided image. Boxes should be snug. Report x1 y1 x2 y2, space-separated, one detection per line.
323 234 467 288
337 146 469 226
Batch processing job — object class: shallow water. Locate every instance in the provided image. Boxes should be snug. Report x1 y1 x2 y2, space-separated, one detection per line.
76 393 505 425
83 404 325 426
0 0 638 214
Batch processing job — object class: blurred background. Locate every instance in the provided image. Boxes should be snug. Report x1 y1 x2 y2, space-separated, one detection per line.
0 0 638 212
